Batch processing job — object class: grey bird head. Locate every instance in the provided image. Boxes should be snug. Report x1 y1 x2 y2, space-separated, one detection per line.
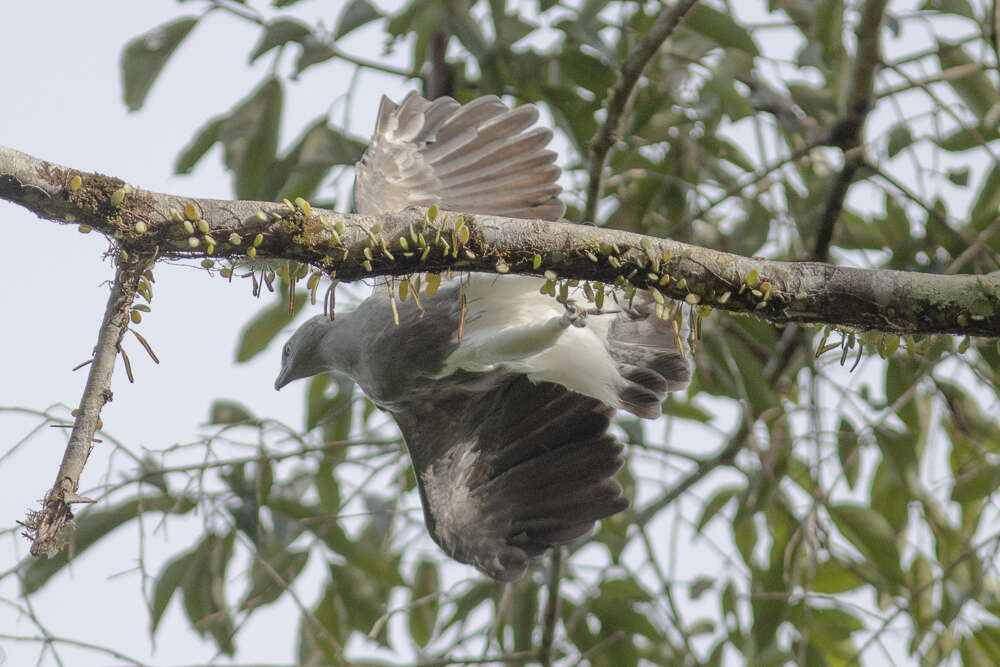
274 315 340 391
274 92 691 581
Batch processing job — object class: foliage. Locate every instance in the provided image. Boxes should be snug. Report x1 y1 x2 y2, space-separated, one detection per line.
15 0 1000 665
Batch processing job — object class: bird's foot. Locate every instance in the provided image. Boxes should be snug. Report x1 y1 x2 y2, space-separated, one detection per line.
560 301 587 328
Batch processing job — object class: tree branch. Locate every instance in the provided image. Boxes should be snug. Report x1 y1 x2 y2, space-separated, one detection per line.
21 252 147 556
813 0 888 261
582 0 700 223
2 144 999 337
538 547 563 667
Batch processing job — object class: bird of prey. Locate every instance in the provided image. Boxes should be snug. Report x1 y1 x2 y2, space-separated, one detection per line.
275 92 691 581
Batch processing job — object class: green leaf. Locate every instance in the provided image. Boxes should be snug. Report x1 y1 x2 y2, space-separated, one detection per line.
600 576 652 603
909 554 936 632
951 462 1000 503
269 118 366 201
559 50 615 96
121 17 199 112
249 17 311 64
684 4 759 56
174 116 224 174
695 484 740 532
921 0 976 20
875 425 918 485
240 546 309 611
151 549 198 635
886 123 913 158
590 593 663 640
22 495 196 595
409 560 440 647
828 503 904 584
836 418 861 489
542 85 598 153
256 451 274 503
307 373 355 439
661 396 714 422
294 39 337 77
329 562 391 641
219 77 284 200
182 532 236 654
234 287 307 363
937 40 1000 120
334 0 382 39
947 166 971 186
689 576 714 600
511 576 538 651
812 559 866 593
208 399 255 424
961 634 996 667
970 160 1000 229
935 123 1000 152
813 0 845 64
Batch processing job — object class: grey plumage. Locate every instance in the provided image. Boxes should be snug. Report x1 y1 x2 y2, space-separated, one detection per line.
276 92 691 581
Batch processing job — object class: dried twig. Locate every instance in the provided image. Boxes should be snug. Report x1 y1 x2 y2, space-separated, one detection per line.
22 254 147 556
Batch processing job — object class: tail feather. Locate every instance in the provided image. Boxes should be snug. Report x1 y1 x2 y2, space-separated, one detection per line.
608 293 691 417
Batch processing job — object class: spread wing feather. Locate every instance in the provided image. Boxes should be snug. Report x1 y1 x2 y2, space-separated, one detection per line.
354 92 565 220
392 376 627 582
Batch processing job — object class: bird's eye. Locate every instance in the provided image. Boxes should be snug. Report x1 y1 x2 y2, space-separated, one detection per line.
283 343 291 359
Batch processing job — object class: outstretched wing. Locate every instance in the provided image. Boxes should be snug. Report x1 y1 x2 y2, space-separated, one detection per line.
390 375 628 582
354 92 565 220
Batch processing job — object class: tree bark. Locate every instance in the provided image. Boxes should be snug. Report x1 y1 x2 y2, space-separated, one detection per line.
2 144 998 337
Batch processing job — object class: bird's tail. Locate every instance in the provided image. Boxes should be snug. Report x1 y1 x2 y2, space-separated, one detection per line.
607 294 692 418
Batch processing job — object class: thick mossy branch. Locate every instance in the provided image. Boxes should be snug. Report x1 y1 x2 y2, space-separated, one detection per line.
2 145 999 337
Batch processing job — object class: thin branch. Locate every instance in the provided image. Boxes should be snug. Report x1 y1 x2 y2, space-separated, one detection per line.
634 420 750 528
418 650 538 666
539 547 563 667
2 145 999 336
813 0 888 262
582 0 701 223
22 253 147 557
0 633 144 666
737 72 826 145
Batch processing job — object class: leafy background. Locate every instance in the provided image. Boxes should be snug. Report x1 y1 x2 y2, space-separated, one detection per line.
3 1 1000 666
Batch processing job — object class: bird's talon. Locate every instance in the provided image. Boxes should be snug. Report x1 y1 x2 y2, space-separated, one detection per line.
561 302 587 327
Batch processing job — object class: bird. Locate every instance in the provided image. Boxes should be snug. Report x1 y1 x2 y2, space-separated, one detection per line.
275 92 691 581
